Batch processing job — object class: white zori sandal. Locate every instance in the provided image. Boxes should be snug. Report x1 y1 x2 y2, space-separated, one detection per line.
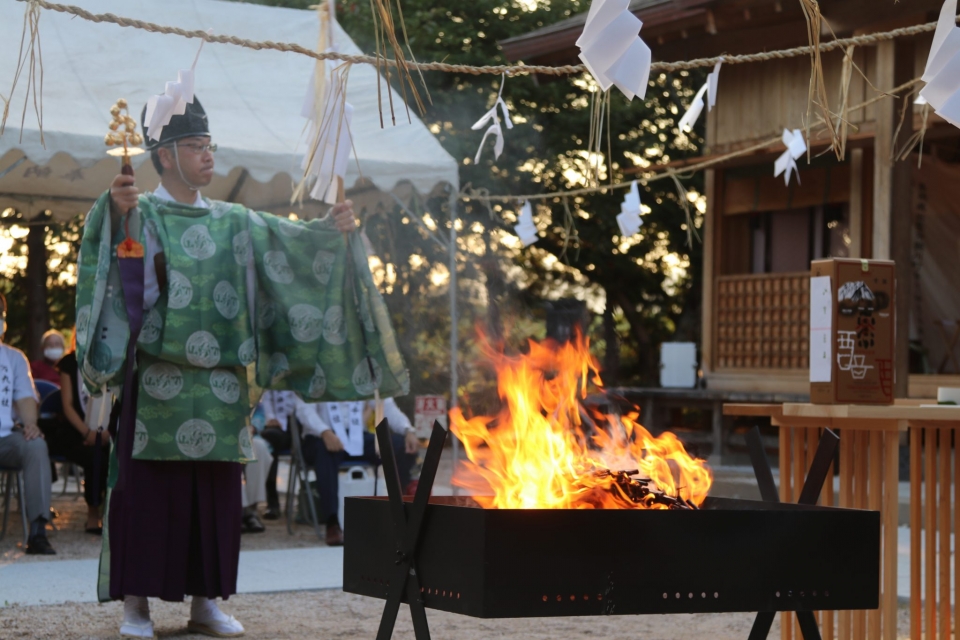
120 595 155 639
187 596 245 638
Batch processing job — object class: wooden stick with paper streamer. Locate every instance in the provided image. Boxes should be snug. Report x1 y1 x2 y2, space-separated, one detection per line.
293 1 356 206
300 3 384 421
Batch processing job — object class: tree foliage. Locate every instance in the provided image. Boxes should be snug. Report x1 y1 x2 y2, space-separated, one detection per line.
328 0 706 388
4 0 708 412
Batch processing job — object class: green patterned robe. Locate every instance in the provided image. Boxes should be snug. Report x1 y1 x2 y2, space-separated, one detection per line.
75 191 408 463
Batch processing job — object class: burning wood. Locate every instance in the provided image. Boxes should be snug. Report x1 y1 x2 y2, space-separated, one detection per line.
451 334 712 510
594 469 698 510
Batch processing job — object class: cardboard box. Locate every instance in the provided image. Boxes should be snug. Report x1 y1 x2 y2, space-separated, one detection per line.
809 259 896 404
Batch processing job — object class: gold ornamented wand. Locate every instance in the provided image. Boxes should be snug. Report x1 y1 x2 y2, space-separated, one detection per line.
105 99 145 258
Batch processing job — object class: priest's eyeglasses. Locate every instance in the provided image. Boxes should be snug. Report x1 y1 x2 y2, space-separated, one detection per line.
176 142 218 155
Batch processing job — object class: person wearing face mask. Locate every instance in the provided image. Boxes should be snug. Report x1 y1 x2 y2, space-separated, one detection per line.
30 329 66 385
0 292 56 555
37 331 111 534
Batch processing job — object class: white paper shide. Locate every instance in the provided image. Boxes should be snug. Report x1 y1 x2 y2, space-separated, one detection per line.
678 60 722 133
774 129 806 186
577 0 652 101
514 201 539 247
472 74 514 163
617 180 643 238
920 0 960 127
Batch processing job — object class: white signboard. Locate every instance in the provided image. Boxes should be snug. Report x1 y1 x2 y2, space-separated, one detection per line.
415 395 447 439
809 275 833 383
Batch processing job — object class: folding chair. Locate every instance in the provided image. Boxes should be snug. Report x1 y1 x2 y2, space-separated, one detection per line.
284 414 323 539
0 466 29 545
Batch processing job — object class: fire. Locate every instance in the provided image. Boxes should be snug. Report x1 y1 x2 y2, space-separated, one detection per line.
450 334 712 510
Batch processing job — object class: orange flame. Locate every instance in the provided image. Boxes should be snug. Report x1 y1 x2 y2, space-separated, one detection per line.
450 334 712 510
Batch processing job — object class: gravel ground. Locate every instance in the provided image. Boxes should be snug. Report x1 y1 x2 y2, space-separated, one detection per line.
0 590 914 639
0 489 327 565
0 467 913 639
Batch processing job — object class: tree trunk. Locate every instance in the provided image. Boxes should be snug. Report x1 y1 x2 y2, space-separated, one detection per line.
480 241 505 342
614 290 656 385
602 299 620 382
26 216 49 361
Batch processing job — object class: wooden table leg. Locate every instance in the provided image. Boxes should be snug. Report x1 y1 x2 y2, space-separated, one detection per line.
823 437 835 640
794 428 806 640
780 425 793 640
839 428 854 640
939 428 951 640
926 428 937 640
954 427 959 640
882 427 900 640
868 430 882 640
910 427 921 640
853 431 868 640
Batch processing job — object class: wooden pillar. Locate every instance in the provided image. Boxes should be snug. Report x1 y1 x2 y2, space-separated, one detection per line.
848 149 863 258
25 213 49 362
872 38 914 398
701 168 717 376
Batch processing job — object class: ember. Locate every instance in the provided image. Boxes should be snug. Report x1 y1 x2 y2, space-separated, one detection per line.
450 334 712 509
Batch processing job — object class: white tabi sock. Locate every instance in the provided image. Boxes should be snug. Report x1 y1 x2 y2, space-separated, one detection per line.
189 596 244 636
123 596 150 624
120 596 154 639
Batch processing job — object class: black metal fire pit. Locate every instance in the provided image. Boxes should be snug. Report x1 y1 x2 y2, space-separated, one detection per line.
343 422 880 640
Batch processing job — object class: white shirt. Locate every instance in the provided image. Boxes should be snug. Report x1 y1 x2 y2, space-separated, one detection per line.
0 343 39 438
298 398 412 439
261 390 299 431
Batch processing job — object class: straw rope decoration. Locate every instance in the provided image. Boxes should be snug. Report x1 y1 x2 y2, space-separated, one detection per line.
0 0 947 238
460 75 925 205
12 0 959 77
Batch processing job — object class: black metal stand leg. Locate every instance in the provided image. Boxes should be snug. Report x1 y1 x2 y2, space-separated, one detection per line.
747 426 779 503
747 611 775 640
797 611 823 640
373 420 448 640
744 426 838 640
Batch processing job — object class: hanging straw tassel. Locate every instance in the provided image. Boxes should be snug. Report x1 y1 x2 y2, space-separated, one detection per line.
834 45 855 161
664 169 700 247
894 92 931 168
368 0 426 126
798 0 839 158
2 0 45 143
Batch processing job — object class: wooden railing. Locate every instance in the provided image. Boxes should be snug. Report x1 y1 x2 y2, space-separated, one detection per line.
715 272 809 369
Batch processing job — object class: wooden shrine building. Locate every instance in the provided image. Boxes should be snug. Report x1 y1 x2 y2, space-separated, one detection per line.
503 0 960 400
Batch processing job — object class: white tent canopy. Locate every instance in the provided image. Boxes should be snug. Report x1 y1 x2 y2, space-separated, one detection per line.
0 0 458 219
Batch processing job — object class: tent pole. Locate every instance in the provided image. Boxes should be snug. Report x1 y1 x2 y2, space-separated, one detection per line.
25 212 50 361
448 189 459 496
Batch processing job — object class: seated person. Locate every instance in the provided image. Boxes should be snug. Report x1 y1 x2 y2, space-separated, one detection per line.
299 398 418 546
240 428 272 533
257 390 299 520
0 293 55 554
50 334 111 533
30 329 65 385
